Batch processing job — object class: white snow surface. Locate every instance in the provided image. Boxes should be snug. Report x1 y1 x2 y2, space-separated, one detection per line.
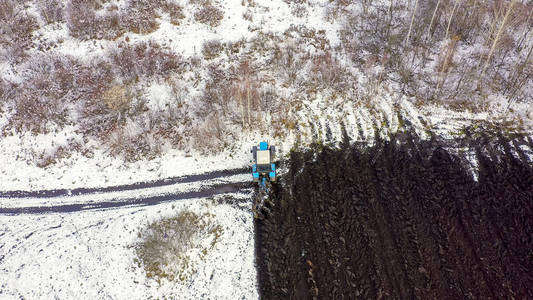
0 196 257 299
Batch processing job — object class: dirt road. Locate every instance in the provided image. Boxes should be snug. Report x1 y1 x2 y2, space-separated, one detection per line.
255 134 533 299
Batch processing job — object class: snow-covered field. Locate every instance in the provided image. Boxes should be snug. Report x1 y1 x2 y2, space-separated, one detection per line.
0 195 257 299
1 0 531 298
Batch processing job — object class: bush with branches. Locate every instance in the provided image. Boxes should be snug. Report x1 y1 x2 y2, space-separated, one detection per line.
39 0 64 24
76 61 122 139
194 5 224 27
165 2 185 25
308 51 347 92
202 39 224 59
0 0 39 62
122 0 161 35
3 55 82 135
66 0 124 40
108 41 184 83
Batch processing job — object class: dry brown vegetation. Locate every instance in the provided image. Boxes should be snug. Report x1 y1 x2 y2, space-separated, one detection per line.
0 41 188 161
134 210 223 283
0 0 39 63
39 0 65 24
194 4 224 27
1 0 531 164
66 0 190 40
202 39 224 59
338 0 532 106
108 41 184 83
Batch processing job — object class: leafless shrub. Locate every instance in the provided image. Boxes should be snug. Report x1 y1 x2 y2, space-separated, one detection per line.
4 54 117 137
101 12 125 39
67 0 176 39
3 55 86 135
226 38 246 55
122 0 161 34
147 106 190 148
240 0 256 6
200 63 231 115
0 0 39 62
0 78 13 105
340 2 406 69
106 118 161 162
109 41 184 83
7 94 68 135
191 112 229 153
165 2 185 25
271 104 298 138
76 61 121 139
35 140 83 168
66 0 98 39
283 0 307 4
437 35 460 74
270 45 305 85
39 0 64 24
308 51 346 91
66 0 123 40
291 4 308 18
189 0 211 6
0 80 4 103
66 0 188 38
194 5 224 27
196 59 266 134
202 39 224 59
324 0 351 22
135 210 223 282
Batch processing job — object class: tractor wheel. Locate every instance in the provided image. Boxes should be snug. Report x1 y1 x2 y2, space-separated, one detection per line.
252 146 257 160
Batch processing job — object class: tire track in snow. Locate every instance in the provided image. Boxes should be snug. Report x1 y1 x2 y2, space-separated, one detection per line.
0 181 252 215
0 167 249 199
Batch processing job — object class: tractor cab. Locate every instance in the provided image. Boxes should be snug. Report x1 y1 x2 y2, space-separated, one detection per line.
252 141 276 183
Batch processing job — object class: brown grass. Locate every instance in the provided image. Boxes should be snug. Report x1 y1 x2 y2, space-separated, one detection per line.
135 210 223 283
102 85 131 111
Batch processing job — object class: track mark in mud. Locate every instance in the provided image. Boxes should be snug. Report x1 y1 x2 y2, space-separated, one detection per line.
255 134 533 299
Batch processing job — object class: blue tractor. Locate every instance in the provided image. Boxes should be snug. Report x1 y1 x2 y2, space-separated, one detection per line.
251 141 276 189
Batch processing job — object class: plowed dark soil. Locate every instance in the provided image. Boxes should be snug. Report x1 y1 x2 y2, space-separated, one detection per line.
255 134 533 299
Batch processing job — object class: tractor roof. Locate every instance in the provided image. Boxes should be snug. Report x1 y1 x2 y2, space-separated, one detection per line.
257 150 270 165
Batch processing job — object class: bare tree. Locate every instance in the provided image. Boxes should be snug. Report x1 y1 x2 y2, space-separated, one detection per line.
426 0 441 39
405 0 420 46
481 0 518 79
445 0 461 41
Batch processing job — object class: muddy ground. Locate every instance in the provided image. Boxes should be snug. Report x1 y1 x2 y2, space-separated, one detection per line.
255 133 533 299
